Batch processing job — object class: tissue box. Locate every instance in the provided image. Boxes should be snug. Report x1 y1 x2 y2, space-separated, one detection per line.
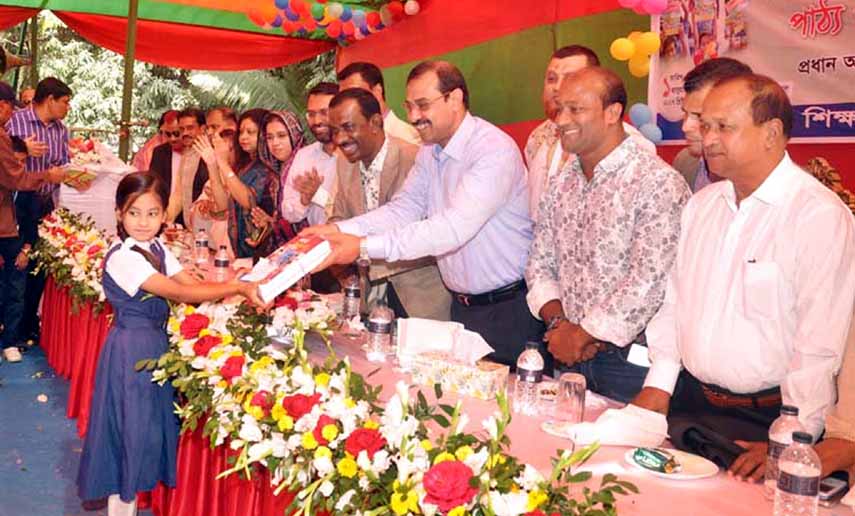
408 351 509 401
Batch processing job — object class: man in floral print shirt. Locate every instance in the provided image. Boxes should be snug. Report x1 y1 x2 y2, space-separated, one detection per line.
525 67 690 403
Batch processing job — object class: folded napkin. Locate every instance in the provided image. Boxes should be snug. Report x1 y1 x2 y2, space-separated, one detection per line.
397 318 463 356
567 404 668 447
667 416 747 469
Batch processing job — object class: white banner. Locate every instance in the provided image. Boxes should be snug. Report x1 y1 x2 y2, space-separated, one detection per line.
649 0 855 143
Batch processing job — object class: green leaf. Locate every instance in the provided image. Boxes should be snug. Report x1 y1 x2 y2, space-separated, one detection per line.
433 382 443 400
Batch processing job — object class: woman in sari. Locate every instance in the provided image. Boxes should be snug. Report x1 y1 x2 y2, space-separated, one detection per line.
198 108 279 260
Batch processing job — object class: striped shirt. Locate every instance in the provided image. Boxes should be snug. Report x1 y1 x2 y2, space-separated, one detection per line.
5 106 70 196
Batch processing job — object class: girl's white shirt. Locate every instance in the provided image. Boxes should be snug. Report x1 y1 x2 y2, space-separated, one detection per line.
104 236 183 297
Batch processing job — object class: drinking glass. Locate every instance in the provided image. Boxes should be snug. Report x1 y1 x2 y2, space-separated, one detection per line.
558 372 586 424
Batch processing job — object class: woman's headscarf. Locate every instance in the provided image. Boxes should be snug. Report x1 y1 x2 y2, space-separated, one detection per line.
258 110 307 244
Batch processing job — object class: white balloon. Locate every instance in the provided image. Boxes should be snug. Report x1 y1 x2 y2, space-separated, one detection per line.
404 1 420 15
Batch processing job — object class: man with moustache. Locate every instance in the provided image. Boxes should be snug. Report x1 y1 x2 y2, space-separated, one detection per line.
306 61 538 366
327 88 450 320
525 45 655 221
631 74 855 480
281 82 339 226
526 66 689 403
149 108 209 227
671 58 752 192
338 62 421 145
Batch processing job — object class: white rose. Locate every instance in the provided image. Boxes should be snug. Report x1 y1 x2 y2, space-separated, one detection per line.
319 480 334 497
488 491 529 516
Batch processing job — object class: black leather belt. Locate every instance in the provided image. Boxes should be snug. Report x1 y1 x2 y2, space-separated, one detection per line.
451 280 526 307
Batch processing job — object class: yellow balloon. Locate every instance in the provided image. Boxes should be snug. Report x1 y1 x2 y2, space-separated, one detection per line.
628 55 650 77
628 31 643 42
610 38 636 62
636 31 661 56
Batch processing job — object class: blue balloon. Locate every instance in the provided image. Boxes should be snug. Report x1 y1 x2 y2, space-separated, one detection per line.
629 103 652 127
340 6 353 22
274 0 289 9
639 123 663 144
284 6 300 21
360 26 371 36
351 9 366 24
271 14 283 28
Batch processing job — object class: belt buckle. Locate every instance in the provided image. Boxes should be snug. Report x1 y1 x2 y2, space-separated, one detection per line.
457 294 471 306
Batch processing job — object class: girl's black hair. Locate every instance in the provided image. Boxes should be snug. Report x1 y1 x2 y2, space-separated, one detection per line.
115 171 169 271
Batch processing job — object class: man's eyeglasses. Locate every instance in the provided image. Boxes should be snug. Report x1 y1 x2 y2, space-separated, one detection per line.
403 93 449 113
219 129 236 139
161 130 180 138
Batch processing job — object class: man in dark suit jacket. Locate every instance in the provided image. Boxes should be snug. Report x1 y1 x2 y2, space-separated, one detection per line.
148 108 209 227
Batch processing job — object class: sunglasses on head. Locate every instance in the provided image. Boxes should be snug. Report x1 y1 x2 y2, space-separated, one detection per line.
162 130 180 138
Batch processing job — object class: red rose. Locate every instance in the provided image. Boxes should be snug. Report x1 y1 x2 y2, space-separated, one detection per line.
192 334 222 356
274 295 298 310
281 393 321 421
87 244 102 256
250 390 275 416
180 313 210 339
344 428 387 460
422 460 478 512
220 355 245 382
313 415 337 445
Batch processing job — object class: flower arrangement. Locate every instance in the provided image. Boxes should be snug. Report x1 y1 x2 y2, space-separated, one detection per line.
146 292 637 516
68 137 101 167
31 208 108 310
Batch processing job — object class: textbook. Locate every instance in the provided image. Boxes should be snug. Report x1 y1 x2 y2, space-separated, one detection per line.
240 235 331 303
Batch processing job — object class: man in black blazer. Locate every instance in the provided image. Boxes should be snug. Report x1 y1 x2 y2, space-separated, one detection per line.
148 108 209 227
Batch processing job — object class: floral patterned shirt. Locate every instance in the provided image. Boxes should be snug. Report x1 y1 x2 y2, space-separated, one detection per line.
525 137 690 346
524 119 557 167
359 138 389 211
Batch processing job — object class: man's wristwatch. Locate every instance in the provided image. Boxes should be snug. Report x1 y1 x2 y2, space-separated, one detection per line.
357 238 370 267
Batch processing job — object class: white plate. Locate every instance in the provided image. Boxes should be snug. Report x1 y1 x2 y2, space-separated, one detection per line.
540 420 576 439
624 448 719 480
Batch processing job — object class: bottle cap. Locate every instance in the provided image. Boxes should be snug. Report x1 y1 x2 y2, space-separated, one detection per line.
792 431 812 444
780 405 799 416
524 341 541 351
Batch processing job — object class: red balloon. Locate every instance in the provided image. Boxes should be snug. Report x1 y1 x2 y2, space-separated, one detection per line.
387 1 405 20
282 20 299 33
304 17 317 30
341 20 355 36
366 11 381 27
326 19 342 38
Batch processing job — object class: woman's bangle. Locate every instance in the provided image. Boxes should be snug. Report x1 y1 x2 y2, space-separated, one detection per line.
546 315 568 331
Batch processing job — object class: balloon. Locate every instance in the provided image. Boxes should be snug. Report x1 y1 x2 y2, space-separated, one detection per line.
609 38 636 61
341 20 355 37
351 9 366 26
274 0 290 9
326 2 344 19
618 0 641 7
282 20 299 33
340 6 352 21
642 0 668 14
326 19 342 38
303 17 317 31
629 103 652 127
311 2 325 20
628 55 650 77
271 14 283 28
379 6 393 26
284 6 300 21
387 1 405 19
636 31 661 55
366 11 381 28
404 0 420 15
628 30 643 42
639 122 663 144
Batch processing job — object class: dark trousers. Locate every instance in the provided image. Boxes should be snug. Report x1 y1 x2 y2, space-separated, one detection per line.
0 237 26 348
15 191 51 339
449 286 546 370
562 344 648 403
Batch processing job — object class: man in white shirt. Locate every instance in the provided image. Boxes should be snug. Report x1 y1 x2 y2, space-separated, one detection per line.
337 62 421 146
632 74 855 480
280 82 340 227
525 45 656 222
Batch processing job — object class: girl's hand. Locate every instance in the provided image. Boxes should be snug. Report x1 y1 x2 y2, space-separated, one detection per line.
237 280 269 309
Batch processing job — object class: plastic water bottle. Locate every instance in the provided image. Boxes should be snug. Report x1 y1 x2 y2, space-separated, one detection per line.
513 341 544 416
765 405 805 499
214 246 230 282
341 276 361 321
194 228 209 264
774 431 820 516
365 302 394 363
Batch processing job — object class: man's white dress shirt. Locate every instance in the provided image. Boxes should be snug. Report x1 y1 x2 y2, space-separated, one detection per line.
280 142 338 225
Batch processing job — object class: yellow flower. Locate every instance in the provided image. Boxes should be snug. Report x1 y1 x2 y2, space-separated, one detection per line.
337 457 358 478
433 452 456 465
322 424 339 442
314 372 331 387
314 446 332 460
344 398 356 409
277 415 294 432
527 490 548 511
210 349 224 360
198 328 211 337
229 350 243 358
271 403 285 421
216 380 228 389
221 334 234 345
447 506 467 516
364 420 380 430
168 318 180 333
246 405 264 420
454 445 474 462
420 439 433 452
487 454 507 469
391 490 420 515
250 357 273 373
184 305 195 315
302 432 318 450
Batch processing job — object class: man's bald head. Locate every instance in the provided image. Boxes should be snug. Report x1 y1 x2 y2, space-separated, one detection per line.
560 66 627 118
